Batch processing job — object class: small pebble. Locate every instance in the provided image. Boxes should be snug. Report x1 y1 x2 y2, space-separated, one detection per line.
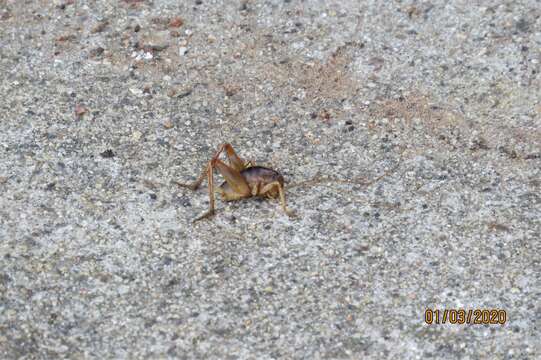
74 104 87 117
163 119 174 129
91 21 108 34
89 47 105 58
56 34 76 43
132 130 143 141
100 149 115 158
168 17 184 28
129 88 143 96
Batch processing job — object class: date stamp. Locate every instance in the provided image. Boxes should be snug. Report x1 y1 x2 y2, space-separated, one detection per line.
425 309 507 325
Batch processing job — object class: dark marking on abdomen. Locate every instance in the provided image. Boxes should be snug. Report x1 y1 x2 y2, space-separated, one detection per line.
240 166 283 186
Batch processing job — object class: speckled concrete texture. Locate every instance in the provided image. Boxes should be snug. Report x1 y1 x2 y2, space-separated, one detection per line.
0 0 539 358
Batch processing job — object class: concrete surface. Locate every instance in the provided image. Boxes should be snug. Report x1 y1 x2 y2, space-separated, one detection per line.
0 0 539 358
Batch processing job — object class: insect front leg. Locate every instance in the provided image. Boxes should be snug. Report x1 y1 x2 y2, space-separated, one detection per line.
260 181 296 217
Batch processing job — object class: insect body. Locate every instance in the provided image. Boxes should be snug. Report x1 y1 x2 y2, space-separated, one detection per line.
177 143 295 221
218 166 284 200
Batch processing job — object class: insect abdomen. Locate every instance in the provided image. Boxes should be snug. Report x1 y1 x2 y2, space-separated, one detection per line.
240 166 284 187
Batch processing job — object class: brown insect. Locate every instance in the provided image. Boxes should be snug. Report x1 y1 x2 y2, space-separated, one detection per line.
176 143 295 221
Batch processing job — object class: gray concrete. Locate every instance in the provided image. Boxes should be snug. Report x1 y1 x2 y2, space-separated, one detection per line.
0 0 539 358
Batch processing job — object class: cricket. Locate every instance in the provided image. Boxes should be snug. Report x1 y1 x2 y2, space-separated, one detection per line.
176 143 296 222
